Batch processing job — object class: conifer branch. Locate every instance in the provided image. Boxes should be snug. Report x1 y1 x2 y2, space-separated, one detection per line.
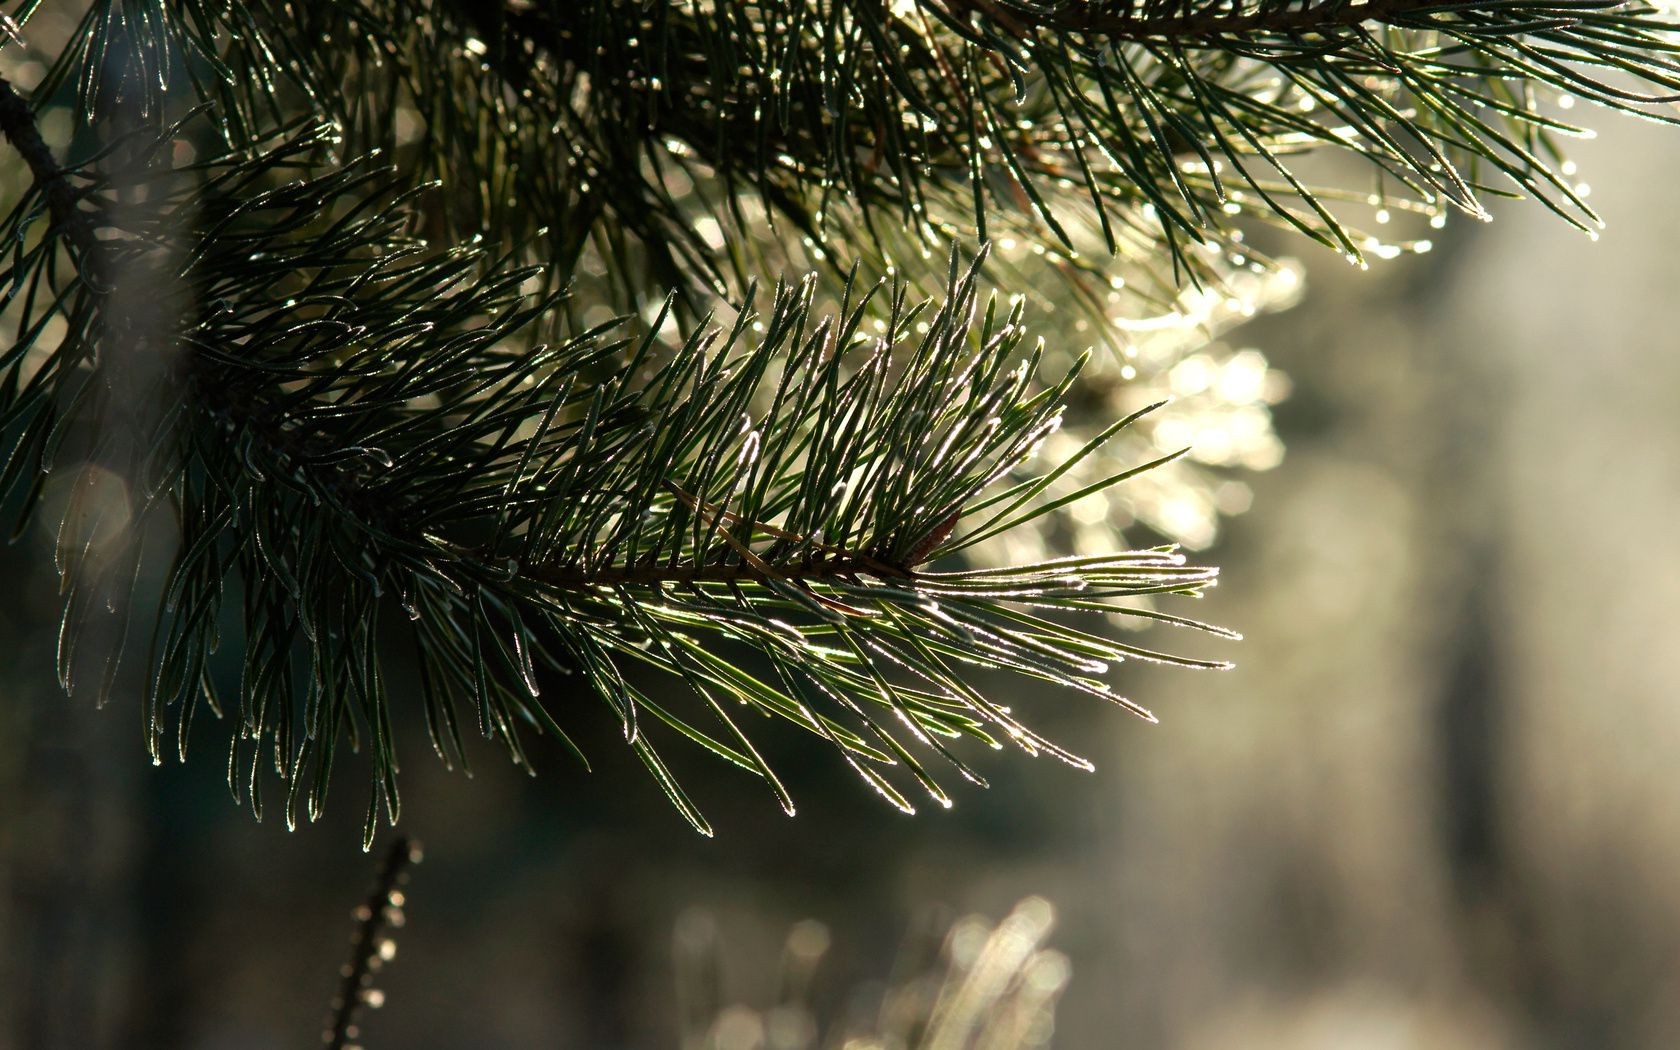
387 0 1680 301
0 76 97 261
5 0 1675 839
944 0 1447 40
0 97 1225 835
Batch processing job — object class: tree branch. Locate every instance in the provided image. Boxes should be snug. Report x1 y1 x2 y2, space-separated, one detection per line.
196 364 927 598
521 552 914 591
945 0 1457 41
0 75 98 260
324 837 418 1050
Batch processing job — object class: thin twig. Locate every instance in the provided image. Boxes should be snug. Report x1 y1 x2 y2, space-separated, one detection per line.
521 552 911 590
0 74 99 260
941 0 1452 42
324 837 420 1050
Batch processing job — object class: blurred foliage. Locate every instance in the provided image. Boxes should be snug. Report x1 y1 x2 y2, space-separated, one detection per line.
677 898 1068 1050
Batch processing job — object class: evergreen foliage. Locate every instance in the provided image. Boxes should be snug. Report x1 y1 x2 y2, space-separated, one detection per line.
0 0 1673 841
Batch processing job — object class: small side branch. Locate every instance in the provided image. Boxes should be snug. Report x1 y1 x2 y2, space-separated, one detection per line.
0 75 98 259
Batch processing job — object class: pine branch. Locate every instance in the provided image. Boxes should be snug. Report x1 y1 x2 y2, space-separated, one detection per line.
304 0 1680 296
948 0 1447 40
0 94 1227 836
0 75 98 261
20 0 1679 323
8 0 1675 840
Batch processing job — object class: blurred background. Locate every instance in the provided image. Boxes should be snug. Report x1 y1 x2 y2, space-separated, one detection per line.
4 77 1680 1050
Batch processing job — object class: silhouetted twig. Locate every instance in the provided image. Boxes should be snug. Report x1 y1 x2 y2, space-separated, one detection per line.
324 837 420 1050
0 74 99 260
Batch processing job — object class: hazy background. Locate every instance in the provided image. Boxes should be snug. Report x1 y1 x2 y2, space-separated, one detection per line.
3 100 1679 1050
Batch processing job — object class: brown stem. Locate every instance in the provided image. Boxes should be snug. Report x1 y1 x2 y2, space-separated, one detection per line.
945 0 1446 41
520 551 913 591
324 837 419 1050
0 75 99 260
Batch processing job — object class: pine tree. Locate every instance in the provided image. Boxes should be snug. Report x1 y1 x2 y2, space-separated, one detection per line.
0 0 1673 845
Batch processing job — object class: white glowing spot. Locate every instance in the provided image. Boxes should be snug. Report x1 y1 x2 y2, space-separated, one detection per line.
1113 311 1184 333
1169 357 1213 396
1071 491 1109 525
1215 481 1255 516
694 217 725 251
1155 418 1193 450
1217 350 1269 403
